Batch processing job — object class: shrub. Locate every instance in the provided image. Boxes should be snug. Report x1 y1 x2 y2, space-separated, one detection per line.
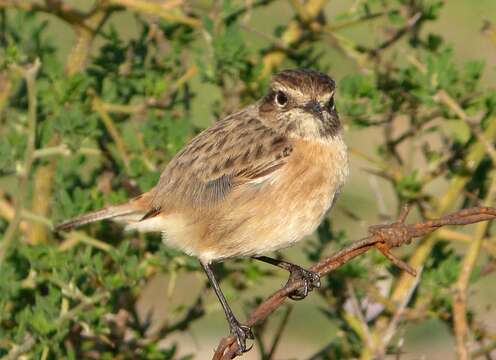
1 1 495 359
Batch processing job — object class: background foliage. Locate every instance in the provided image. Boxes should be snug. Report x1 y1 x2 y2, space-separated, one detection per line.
1 0 496 359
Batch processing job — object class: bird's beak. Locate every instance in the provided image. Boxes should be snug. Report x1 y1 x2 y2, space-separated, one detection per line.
302 100 324 122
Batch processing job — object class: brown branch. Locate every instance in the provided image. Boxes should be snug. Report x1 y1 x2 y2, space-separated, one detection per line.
212 206 496 359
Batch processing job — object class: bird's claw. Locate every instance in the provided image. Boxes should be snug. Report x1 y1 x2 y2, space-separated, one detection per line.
286 266 321 300
229 320 254 354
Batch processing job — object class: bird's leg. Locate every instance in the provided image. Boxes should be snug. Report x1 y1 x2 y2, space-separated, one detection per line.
254 256 321 300
200 261 253 354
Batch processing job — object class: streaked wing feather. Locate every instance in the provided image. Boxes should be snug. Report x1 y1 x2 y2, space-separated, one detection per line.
148 108 293 212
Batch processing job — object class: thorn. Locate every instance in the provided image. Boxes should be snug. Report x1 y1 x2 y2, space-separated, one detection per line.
398 204 411 223
376 243 417 276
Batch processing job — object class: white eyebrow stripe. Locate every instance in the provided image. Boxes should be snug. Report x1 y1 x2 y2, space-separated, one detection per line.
318 91 335 102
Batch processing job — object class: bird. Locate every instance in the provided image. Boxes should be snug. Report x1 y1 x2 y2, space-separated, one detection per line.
55 69 349 354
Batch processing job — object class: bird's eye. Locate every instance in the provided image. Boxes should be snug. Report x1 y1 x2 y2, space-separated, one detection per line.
275 91 288 107
327 96 335 111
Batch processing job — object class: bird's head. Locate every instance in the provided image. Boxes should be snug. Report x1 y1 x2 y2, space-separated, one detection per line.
258 69 340 140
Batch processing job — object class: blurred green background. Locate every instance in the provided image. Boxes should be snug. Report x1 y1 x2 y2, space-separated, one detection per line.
1 0 496 359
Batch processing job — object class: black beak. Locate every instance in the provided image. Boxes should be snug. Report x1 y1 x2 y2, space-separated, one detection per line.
302 100 324 122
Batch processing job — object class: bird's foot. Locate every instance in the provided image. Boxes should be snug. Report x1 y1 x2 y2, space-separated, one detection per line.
285 265 321 300
228 318 254 354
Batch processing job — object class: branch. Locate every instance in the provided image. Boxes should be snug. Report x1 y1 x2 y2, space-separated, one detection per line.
259 0 327 78
362 12 422 55
453 173 496 360
107 0 201 28
222 0 272 24
1 334 35 360
65 6 115 75
435 89 496 165
0 0 83 20
0 59 41 265
265 305 292 359
328 11 386 31
0 0 114 31
92 96 131 173
345 280 374 354
390 115 496 303
377 266 423 357
437 228 496 257
212 206 496 359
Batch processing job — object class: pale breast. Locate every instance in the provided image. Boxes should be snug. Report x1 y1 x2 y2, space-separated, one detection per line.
259 136 348 249
196 135 349 262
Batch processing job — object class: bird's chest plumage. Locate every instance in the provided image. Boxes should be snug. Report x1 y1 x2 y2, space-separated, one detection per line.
196 136 348 261
263 137 348 246
157 136 348 263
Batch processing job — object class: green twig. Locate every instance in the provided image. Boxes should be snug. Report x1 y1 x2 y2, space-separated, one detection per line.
92 96 131 173
328 11 386 31
107 0 201 28
59 230 113 253
33 145 101 158
0 58 41 265
453 171 496 360
1 334 35 360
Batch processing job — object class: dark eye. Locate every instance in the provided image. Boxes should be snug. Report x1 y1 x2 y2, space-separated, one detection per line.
327 96 335 111
275 91 288 107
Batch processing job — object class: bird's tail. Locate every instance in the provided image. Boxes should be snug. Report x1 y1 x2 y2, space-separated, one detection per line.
54 193 152 232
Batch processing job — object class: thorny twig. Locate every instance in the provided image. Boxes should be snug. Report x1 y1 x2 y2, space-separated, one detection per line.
212 206 496 359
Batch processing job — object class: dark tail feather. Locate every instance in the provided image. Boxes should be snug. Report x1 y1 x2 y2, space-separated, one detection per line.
55 203 144 232
55 190 155 232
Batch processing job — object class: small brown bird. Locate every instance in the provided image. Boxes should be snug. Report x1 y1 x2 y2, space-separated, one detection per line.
56 69 348 353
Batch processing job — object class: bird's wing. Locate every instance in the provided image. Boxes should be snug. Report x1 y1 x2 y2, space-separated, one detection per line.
145 108 293 216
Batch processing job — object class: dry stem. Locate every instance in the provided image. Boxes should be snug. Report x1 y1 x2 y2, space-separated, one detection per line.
212 206 496 359
453 173 496 360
